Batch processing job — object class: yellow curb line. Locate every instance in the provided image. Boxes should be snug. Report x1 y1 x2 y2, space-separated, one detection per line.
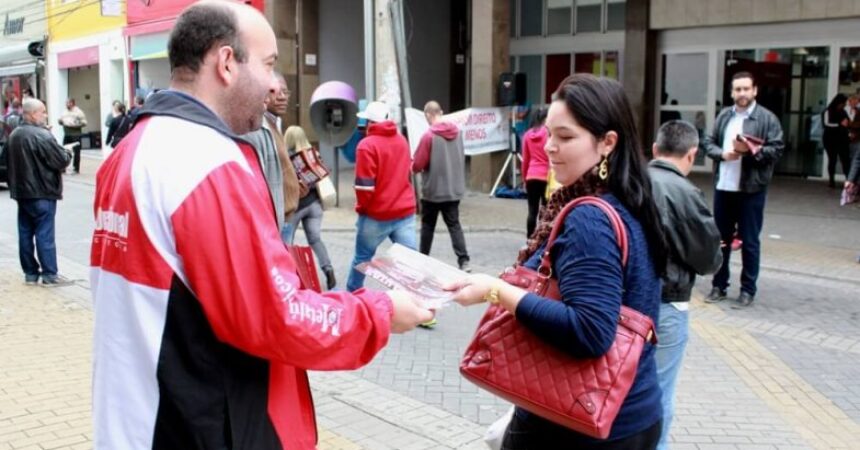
690 295 860 449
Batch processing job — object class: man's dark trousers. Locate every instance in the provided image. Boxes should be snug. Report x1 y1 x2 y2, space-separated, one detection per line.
712 189 767 296
63 134 82 172
419 200 469 266
17 199 59 278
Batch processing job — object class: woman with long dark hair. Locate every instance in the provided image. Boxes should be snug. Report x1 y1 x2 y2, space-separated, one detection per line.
823 93 851 188
521 106 550 237
450 74 667 449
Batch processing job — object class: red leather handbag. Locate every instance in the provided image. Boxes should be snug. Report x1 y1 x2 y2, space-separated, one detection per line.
460 196 657 439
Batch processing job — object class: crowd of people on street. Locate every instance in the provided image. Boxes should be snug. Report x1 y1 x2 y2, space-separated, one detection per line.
3 1 859 449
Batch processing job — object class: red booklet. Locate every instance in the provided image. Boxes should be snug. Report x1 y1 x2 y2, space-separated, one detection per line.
738 134 764 155
290 148 330 186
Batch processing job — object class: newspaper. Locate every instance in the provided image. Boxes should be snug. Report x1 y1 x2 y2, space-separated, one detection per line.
355 244 469 309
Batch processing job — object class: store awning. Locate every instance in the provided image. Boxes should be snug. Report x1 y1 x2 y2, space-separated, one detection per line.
0 42 35 67
58 46 99 70
129 31 170 61
0 62 36 77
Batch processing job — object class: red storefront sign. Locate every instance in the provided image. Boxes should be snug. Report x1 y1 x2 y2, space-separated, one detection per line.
125 0 265 36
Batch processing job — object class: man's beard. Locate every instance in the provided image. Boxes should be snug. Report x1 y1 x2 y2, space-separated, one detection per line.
227 75 267 134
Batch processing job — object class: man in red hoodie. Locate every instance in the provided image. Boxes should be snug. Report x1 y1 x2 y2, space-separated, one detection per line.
412 101 470 274
347 101 418 291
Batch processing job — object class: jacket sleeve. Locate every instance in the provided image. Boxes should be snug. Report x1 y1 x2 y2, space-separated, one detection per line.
106 117 119 146
520 136 531 181
354 142 377 213
411 132 433 173
37 133 72 170
666 187 723 275
170 159 393 370
848 146 860 183
749 112 785 165
705 110 726 162
514 207 623 358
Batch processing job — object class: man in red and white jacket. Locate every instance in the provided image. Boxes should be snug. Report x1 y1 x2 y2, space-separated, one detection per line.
89 3 431 449
346 101 417 291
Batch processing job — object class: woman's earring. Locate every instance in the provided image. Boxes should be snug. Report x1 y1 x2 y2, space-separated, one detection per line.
598 155 609 180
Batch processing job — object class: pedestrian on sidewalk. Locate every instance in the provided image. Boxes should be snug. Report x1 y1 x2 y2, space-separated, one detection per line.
105 102 130 148
649 120 723 450
520 106 549 237
284 125 337 290
89 3 432 448
704 71 784 308
346 100 418 292
6 98 72 286
413 100 471 273
450 74 667 449
823 93 852 189
241 72 301 236
58 98 87 174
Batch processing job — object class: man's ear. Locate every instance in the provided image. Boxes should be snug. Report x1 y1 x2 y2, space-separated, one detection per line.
214 46 236 85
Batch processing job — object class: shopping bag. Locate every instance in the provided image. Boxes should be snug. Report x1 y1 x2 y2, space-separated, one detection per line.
317 176 337 209
287 245 322 293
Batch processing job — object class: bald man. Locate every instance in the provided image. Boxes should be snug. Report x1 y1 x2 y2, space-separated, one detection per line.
7 98 72 286
89 2 431 448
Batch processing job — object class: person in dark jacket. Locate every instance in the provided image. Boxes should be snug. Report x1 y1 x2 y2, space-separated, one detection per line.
450 74 668 449
412 100 471 273
649 120 722 450
822 93 851 188
105 102 131 148
7 98 73 285
703 71 784 308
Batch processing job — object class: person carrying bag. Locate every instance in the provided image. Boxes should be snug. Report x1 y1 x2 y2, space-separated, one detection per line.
448 74 667 450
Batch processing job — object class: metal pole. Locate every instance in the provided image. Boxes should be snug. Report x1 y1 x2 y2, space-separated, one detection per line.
364 0 376 101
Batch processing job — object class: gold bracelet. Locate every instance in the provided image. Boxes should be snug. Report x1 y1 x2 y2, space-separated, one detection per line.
483 285 501 305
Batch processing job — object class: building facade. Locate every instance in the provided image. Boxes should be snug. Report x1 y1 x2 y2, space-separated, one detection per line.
0 0 47 107
45 0 127 150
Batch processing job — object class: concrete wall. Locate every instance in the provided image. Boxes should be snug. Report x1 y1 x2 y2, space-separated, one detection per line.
319 0 366 99
651 0 860 29
404 0 452 111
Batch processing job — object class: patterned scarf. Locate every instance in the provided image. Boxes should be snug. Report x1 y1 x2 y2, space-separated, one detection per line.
517 164 608 265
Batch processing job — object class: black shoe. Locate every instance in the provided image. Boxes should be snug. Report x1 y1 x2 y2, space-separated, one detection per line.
704 287 727 303
732 291 755 309
324 267 337 290
25 274 40 285
459 261 472 273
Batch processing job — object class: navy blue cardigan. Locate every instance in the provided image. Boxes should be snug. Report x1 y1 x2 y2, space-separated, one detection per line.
514 194 662 443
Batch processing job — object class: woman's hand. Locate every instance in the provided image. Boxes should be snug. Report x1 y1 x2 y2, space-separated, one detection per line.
445 274 500 307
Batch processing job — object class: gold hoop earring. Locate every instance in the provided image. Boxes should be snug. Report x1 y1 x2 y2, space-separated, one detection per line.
598 155 609 180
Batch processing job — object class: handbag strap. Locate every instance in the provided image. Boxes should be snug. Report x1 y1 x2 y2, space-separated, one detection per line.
538 196 629 275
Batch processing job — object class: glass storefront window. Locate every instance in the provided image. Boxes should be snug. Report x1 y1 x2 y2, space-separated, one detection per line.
603 51 619 79
661 53 708 106
519 55 543 105
547 0 572 35
510 0 517 37
545 53 571 102
575 52 601 75
723 46 829 176
838 47 860 95
520 0 544 37
606 0 626 31
576 0 602 33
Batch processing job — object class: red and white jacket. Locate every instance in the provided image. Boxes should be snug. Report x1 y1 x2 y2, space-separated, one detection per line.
90 90 393 449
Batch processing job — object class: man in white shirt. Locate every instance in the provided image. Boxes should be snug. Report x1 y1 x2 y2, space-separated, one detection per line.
702 72 784 308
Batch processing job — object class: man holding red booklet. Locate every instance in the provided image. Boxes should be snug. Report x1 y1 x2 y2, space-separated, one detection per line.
703 71 784 308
